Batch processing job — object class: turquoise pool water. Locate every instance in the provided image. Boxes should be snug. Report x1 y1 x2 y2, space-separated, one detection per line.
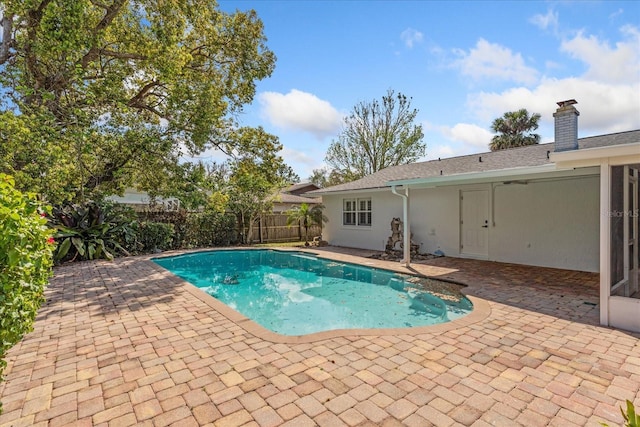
153 250 473 336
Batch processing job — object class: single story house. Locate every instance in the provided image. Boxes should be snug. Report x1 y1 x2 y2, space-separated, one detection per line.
106 189 180 211
310 100 640 332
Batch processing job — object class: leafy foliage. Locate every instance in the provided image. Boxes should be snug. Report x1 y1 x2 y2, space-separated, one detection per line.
206 134 298 244
601 400 640 427
137 210 189 250
489 109 541 151
136 222 175 253
185 212 238 248
138 210 238 249
0 174 54 413
622 400 640 427
49 201 138 262
286 203 328 245
225 158 285 244
308 167 350 188
325 89 425 181
0 1 276 204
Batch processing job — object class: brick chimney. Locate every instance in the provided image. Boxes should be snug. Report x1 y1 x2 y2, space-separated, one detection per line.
553 99 579 151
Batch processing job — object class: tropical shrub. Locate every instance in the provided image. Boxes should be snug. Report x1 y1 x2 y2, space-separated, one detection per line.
286 203 328 245
136 222 175 253
49 201 138 262
0 174 54 413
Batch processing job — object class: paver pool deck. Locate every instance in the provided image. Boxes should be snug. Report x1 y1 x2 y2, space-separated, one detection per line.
0 246 639 427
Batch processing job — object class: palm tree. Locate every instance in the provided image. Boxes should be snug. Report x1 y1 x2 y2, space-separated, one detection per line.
286 203 328 246
489 109 541 151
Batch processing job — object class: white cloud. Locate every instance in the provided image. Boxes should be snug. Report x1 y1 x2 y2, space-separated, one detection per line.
424 144 456 160
423 122 494 157
453 39 539 85
609 8 624 21
400 28 424 49
465 26 640 136
280 146 318 169
561 25 640 84
258 89 343 138
530 9 559 33
439 123 494 148
468 77 640 134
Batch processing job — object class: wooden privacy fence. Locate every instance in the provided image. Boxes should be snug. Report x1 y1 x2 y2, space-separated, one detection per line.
251 213 322 243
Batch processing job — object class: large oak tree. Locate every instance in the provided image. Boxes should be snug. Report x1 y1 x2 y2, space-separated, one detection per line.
0 0 276 204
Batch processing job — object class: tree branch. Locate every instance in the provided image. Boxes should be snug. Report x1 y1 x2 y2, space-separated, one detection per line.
99 49 147 61
127 80 161 107
80 0 127 68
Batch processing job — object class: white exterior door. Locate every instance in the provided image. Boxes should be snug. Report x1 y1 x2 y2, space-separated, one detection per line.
461 190 489 257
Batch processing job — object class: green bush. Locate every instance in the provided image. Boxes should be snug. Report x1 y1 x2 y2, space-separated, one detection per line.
49 201 138 262
137 222 175 253
185 211 238 248
0 174 54 413
137 210 189 249
138 210 237 249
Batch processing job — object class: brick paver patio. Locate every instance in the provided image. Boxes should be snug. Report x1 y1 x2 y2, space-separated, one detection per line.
1 246 638 427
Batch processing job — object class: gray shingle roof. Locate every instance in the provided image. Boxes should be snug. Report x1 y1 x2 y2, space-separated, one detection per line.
276 193 321 204
309 130 640 194
285 182 320 195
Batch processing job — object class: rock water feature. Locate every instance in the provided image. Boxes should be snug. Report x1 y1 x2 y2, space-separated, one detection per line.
369 218 437 261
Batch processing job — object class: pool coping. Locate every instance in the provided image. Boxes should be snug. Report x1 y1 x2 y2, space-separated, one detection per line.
148 247 492 343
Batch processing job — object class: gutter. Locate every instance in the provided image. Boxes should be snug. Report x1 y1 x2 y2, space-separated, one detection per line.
387 164 559 187
391 185 411 267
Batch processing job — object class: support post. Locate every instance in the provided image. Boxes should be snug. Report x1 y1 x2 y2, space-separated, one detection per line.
600 160 611 326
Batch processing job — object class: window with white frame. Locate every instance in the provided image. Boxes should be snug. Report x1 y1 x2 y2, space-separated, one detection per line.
343 198 371 226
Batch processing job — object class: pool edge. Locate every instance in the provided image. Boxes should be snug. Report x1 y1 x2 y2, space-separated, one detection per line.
146 248 492 344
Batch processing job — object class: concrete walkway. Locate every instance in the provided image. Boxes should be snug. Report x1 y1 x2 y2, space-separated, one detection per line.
0 247 638 427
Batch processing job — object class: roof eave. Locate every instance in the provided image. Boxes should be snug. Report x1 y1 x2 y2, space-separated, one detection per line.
308 186 390 196
550 142 640 168
387 164 560 187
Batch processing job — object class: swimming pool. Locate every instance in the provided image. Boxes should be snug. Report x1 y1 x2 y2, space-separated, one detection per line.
153 250 473 336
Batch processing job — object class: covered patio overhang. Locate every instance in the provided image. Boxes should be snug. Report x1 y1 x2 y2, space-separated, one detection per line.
552 142 640 332
385 163 601 269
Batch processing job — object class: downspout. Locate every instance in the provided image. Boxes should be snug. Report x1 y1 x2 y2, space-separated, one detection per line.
391 185 411 267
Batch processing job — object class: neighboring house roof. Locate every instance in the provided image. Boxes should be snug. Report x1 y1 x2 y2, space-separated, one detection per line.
285 182 321 196
309 129 640 194
277 193 322 204
273 182 322 205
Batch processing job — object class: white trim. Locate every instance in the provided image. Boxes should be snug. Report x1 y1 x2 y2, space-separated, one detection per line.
311 187 390 196
624 166 630 294
314 165 602 196
388 164 559 187
551 142 640 169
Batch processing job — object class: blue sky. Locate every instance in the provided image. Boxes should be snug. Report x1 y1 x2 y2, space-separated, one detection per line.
210 1 640 181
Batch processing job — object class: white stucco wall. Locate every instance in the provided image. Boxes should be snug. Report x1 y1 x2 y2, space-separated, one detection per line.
488 176 599 271
322 174 600 272
323 191 403 251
